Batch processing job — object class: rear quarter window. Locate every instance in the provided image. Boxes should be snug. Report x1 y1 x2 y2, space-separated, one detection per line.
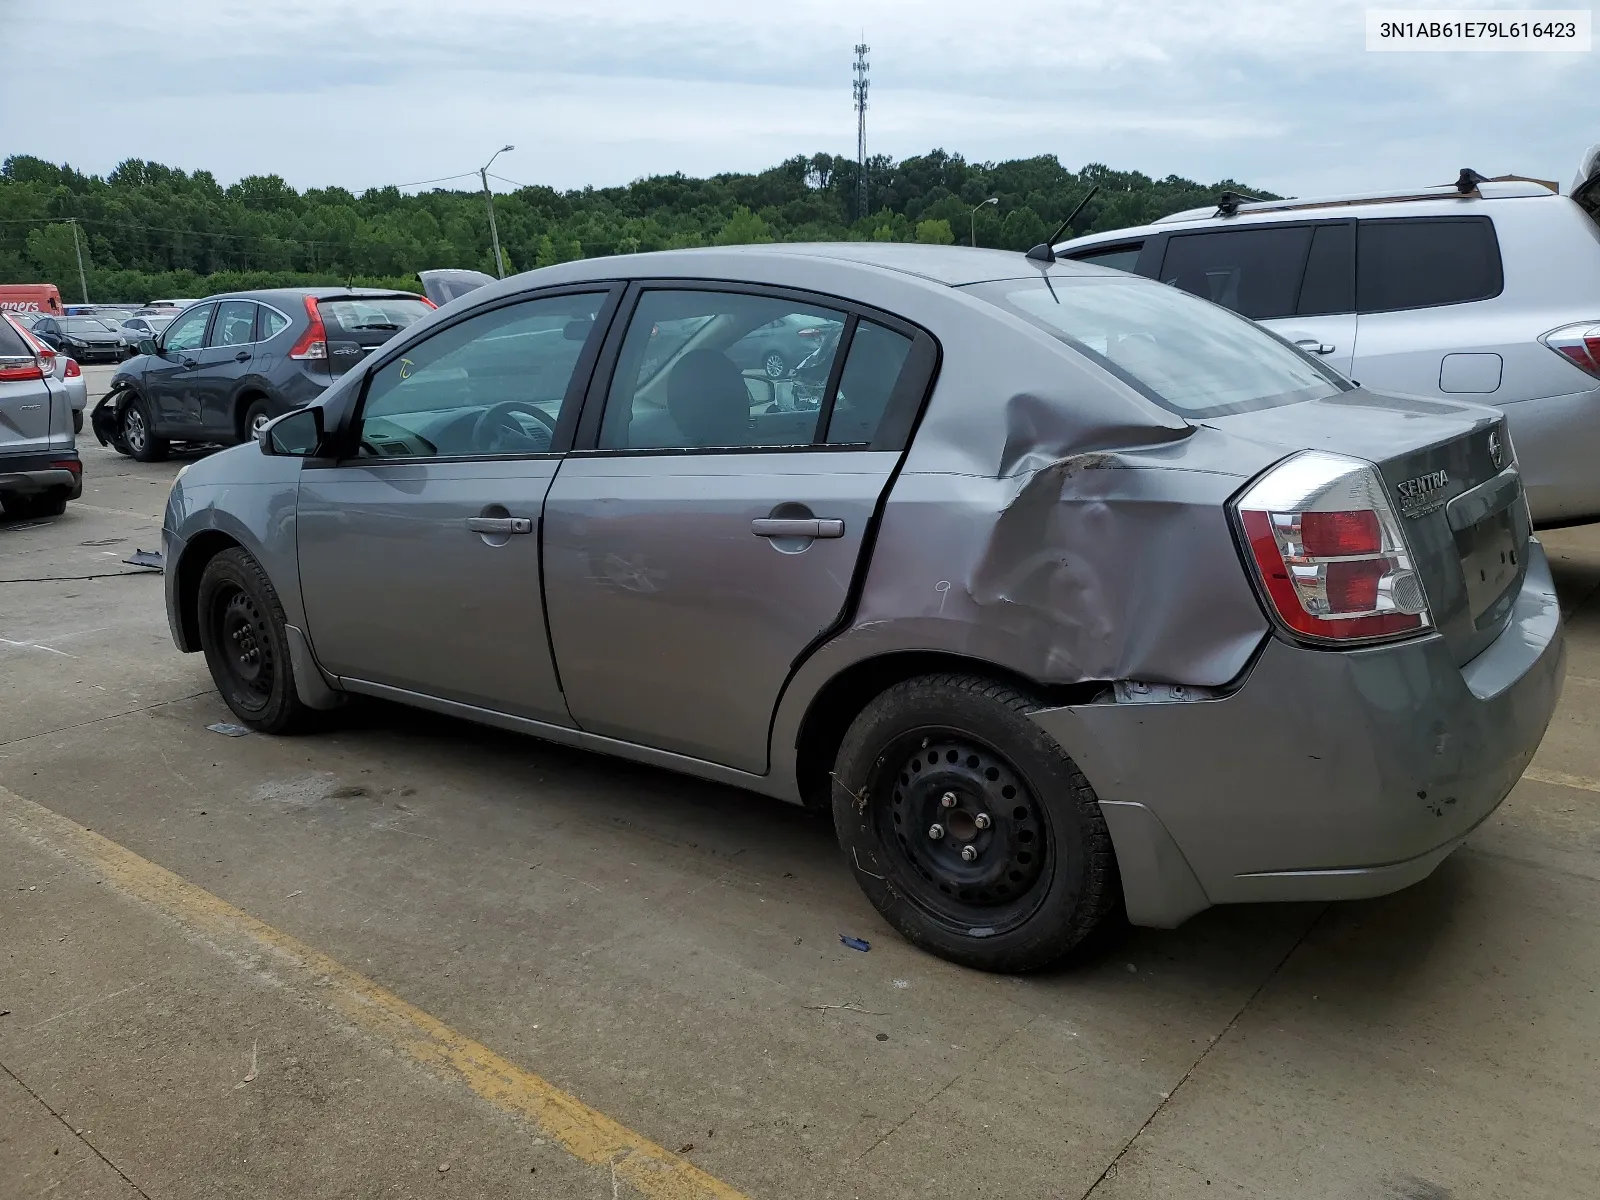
1357 217 1503 312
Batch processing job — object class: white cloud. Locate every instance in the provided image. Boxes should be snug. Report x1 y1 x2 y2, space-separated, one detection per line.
3 0 1593 199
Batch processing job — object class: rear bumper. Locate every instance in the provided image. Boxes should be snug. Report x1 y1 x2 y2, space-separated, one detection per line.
0 449 82 499
1032 541 1566 927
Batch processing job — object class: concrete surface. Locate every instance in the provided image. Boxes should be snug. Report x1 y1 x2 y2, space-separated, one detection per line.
2 362 1598 1198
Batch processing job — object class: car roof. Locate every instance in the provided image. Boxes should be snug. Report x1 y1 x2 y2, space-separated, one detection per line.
663 242 1114 286
1055 177 1567 251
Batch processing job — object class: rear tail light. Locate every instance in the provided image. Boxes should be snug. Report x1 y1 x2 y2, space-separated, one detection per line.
63 358 81 378
1233 451 1431 644
2 314 54 380
50 459 82 476
1540 322 1600 378
0 357 45 382
288 295 328 361
797 327 822 339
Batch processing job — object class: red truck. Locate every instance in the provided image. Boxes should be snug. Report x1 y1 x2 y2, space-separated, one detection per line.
0 284 65 316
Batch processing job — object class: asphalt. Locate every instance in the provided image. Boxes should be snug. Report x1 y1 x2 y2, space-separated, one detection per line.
2 363 1598 1199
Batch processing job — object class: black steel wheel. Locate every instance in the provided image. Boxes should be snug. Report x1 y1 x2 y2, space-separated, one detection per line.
833 674 1121 972
196 547 308 733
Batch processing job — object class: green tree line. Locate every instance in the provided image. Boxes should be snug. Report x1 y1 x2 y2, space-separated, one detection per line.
0 151 1274 303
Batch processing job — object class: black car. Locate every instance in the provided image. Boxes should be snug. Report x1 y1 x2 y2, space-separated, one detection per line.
30 315 126 363
92 288 434 461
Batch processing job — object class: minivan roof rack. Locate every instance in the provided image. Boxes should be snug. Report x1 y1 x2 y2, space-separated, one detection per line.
1151 176 1559 225
1214 190 1262 217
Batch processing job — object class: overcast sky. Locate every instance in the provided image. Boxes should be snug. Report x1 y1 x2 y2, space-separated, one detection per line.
7 0 1594 199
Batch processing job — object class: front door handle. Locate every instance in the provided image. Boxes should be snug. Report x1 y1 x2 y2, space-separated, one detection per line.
752 517 845 539
234 351 251 362
1294 339 1336 355
465 516 533 535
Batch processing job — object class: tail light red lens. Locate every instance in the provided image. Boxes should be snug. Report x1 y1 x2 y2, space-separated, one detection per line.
63 358 82 378
1540 322 1600 378
49 459 82 476
287 295 328 361
0 359 44 382
797 327 822 339
1234 452 1430 644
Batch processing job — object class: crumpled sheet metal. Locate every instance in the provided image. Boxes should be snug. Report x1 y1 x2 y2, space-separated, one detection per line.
855 422 1275 690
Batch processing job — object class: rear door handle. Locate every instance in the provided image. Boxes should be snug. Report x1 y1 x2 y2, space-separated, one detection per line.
1294 339 1336 355
751 518 845 539
234 351 251 362
466 516 533 535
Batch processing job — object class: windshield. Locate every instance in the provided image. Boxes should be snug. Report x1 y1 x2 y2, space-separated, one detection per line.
970 276 1347 419
61 318 120 334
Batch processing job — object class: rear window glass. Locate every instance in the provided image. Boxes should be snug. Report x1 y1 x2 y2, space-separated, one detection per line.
971 277 1345 419
1158 226 1312 320
1357 218 1502 312
0 318 29 357
318 297 432 336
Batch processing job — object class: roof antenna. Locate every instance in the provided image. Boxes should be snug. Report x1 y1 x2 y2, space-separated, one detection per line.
1026 184 1100 263
1214 189 1262 218
1455 167 1489 195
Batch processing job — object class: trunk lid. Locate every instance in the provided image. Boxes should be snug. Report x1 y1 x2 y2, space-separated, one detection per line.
0 317 55 453
419 268 494 307
1206 389 1528 665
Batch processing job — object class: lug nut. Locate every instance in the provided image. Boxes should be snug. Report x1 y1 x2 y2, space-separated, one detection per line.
974 813 991 830
960 845 979 862
927 823 945 840
939 792 957 809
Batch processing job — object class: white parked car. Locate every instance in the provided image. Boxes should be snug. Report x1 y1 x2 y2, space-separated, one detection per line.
1054 153 1600 526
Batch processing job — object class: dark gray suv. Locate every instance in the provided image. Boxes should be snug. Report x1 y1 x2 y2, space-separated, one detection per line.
92 287 433 461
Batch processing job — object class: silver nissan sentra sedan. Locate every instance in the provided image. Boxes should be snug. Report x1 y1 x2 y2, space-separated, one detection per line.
162 244 1566 972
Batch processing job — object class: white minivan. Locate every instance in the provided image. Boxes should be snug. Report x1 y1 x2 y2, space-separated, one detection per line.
1055 151 1600 526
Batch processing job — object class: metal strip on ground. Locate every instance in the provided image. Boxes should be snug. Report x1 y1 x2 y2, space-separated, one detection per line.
0 784 751 1200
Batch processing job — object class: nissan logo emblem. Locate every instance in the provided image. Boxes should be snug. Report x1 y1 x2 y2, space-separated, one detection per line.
1488 430 1505 470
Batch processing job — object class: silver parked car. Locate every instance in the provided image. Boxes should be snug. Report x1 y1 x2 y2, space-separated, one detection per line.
1054 159 1600 527
1 314 82 517
162 245 1565 972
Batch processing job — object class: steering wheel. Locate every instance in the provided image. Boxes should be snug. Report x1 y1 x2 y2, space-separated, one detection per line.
471 401 558 453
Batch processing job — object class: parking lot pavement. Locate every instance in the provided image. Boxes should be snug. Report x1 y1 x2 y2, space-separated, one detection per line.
3 403 1600 1198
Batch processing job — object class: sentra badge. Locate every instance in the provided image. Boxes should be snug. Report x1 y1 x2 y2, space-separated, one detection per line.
1396 469 1449 518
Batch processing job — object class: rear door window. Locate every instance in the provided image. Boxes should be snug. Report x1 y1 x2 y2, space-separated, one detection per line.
1158 226 1313 319
208 301 258 348
1356 217 1503 312
1296 222 1355 316
1067 242 1144 272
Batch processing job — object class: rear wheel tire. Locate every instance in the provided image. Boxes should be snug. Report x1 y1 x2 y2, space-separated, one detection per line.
197 547 309 734
831 673 1122 973
242 398 274 443
119 394 169 462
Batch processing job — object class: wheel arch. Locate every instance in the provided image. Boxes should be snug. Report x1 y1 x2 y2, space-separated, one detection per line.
173 529 245 652
790 649 1100 812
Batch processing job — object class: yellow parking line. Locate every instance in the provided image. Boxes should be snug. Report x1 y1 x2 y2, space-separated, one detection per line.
0 785 750 1200
1522 767 1600 795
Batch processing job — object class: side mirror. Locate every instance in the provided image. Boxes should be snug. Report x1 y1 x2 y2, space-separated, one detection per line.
137 338 157 357
259 407 324 456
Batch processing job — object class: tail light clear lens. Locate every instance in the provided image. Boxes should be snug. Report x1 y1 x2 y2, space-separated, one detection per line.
1234 451 1431 644
1540 322 1600 378
288 295 328 361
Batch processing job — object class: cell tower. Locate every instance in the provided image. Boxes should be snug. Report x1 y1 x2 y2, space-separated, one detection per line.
853 41 870 220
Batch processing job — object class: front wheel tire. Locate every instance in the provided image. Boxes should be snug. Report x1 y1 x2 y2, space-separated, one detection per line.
119 394 169 462
197 547 309 734
832 673 1122 973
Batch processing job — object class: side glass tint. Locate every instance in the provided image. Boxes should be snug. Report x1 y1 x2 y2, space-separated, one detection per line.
163 305 212 352
1296 223 1355 316
209 300 257 348
599 290 846 450
1356 218 1502 312
825 321 913 445
355 292 605 459
256 306 290 341
1070 243 1143 272
1159 226 1314 320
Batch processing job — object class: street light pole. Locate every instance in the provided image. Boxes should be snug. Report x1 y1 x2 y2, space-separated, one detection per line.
479 145 514 278
968 197 998 248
